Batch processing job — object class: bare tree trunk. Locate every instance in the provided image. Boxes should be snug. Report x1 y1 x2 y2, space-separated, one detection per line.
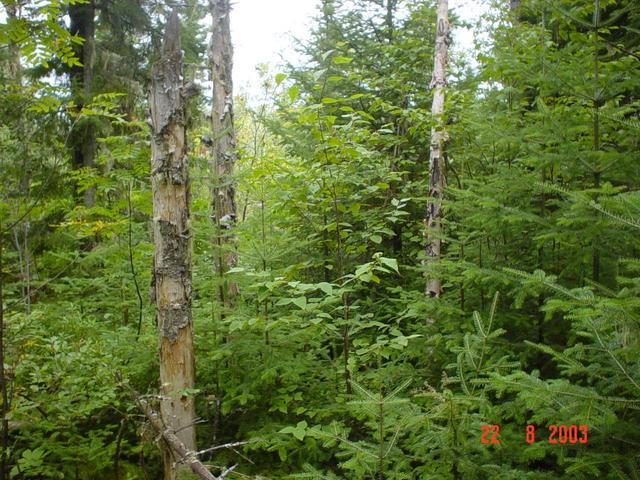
69 0 96 207
150 11 196 480
424 0 449 299
209 0 238 311
0 220 8 480
591 0 601 283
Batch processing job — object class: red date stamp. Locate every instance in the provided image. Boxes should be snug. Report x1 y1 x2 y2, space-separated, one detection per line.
481 424 588 445
480 424 501 444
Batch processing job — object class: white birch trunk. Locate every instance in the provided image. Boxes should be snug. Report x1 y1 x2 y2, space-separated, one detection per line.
425 0 449 298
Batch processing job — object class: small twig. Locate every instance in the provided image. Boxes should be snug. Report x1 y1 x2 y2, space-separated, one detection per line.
195 441 249 457
218 464 237 479
174 417 207 434
138 393 170 401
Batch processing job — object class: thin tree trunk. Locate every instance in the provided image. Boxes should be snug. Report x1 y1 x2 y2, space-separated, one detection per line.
385 0 397 43
150 11 196 479
2 1 21 84
591 0 601 283
424 0 449 298
0 7 23 475
0 219 8 480
209 0 238 312
4 2 32 315
69 0 96 207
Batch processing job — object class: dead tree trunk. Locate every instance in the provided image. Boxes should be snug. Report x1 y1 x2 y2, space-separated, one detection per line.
424 0 449 299
209 0 238 311
150 11 196 479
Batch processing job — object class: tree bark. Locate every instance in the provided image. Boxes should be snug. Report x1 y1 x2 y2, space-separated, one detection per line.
209 0 238 310
150 11 197 480
69 0 96 207
424 0 449 299
385 0 397 43
2 1 21 84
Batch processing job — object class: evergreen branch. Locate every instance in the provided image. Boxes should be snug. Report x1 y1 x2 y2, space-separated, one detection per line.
383 378 412 402
587 318 640 394
463 334 478 370
488 291 499 334
473 311 486 338
348 379 379 402
538 0 594 29
457 353 471 396
589 201 640 230
495 375 640 408
383 419 405 459
599 111 640 131
524 340 584 369
310 427 377 459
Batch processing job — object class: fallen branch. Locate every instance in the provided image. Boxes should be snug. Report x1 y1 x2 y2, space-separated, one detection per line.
136 396 218 480
116 371 241 480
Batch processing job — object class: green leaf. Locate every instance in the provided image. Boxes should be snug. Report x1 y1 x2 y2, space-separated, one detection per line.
292 297 307 309
288 85 300 102
370 234 382 244
317 282 333 295
279 421 308 441
275 73 286 85
379 257 399 274
332 56 353 64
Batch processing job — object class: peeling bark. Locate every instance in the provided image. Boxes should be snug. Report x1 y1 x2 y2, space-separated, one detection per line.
209 0 238 308
150 11 196 479
424 0 449 299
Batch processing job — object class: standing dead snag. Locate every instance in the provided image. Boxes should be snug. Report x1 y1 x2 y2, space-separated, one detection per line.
150 10 196 479
209 0 238 310
424 0 449 299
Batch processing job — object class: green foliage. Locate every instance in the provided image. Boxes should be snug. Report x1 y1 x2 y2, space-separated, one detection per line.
1 0 639 478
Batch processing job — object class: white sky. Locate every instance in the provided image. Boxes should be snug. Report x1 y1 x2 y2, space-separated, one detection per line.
230 0 488 97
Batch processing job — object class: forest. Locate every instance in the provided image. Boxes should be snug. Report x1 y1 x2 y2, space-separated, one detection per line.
0 0 639 478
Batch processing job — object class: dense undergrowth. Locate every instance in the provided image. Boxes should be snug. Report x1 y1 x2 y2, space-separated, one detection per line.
0 0 639 478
